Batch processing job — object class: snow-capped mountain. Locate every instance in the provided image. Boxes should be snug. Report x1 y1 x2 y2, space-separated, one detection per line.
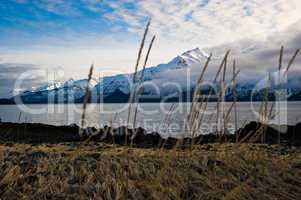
15 78 98 103
8 47 301 104
33 80 64 92
92 47 206 98
12 48 206 103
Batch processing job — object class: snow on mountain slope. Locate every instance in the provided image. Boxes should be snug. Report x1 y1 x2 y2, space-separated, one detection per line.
33 80 64 92
93 47 207 97
18 78 99 103
63 78 98 89
15 44 301 103
55 78 98 101
93 74 131 96
181 48 211 63
17 47 208 102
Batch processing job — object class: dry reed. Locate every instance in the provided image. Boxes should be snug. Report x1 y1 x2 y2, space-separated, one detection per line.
232 60 238 132
191 51 231 144
188 53 212 137
80 64 94 130
132 35 156 129
244 46 300 144
127 19 151 128
277 46 283 144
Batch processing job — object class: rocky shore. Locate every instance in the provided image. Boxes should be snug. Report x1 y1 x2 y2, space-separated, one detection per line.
0 121 300 147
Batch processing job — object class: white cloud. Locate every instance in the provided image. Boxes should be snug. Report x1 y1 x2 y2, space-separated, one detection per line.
31 0 81 16
106 0 301 48
3 0 301 88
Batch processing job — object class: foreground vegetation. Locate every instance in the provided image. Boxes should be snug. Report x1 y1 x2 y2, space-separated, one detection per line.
0 142 300 199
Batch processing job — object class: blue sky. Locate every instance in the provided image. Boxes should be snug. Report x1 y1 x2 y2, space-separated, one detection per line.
1 0 301 70
0 0 301 97
0 0 137 47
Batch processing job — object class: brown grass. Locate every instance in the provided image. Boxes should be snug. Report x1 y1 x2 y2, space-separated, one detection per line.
232 60 238 132
133 35 156 129
188 53 212 138
81 64 94 130
127 19 151 129
0 143 300 200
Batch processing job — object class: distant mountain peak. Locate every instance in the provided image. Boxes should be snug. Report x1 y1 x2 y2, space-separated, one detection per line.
63 78 75 86
180 47 211 64
182 47 201 55
33 80 63 92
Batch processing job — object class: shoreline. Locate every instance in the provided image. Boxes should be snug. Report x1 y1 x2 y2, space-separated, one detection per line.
1 99 301 105
1 121 300 147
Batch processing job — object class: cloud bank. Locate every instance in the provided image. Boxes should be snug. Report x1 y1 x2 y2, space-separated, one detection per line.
0 64 46 98
105 0 301 47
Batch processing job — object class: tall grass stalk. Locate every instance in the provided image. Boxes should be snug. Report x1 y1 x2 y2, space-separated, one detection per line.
193 51 230 143
219 68 241 137
283 49 300 78
193 51 229 127
126 19 151 129
232 60 238 132
198 66 240 134
221 51 228 135
160 103 176 149
132 35 156 129
277 46 284 144
188 54 212 138
71 64 95 156
216 55 230 141
124 20 152 200
216 51 230 135
223 101 235 130
245 70 270 143
262 72 271 143
244 47 300 144
214 51 231 132
80 64 94 131
18 112 22 122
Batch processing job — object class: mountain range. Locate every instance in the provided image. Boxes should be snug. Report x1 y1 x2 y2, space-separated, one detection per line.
1 47 301 104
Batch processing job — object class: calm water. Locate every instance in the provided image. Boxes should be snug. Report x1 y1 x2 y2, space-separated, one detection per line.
0 102 300 137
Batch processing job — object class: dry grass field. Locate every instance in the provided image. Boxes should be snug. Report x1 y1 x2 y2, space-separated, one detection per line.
0 142 300 200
